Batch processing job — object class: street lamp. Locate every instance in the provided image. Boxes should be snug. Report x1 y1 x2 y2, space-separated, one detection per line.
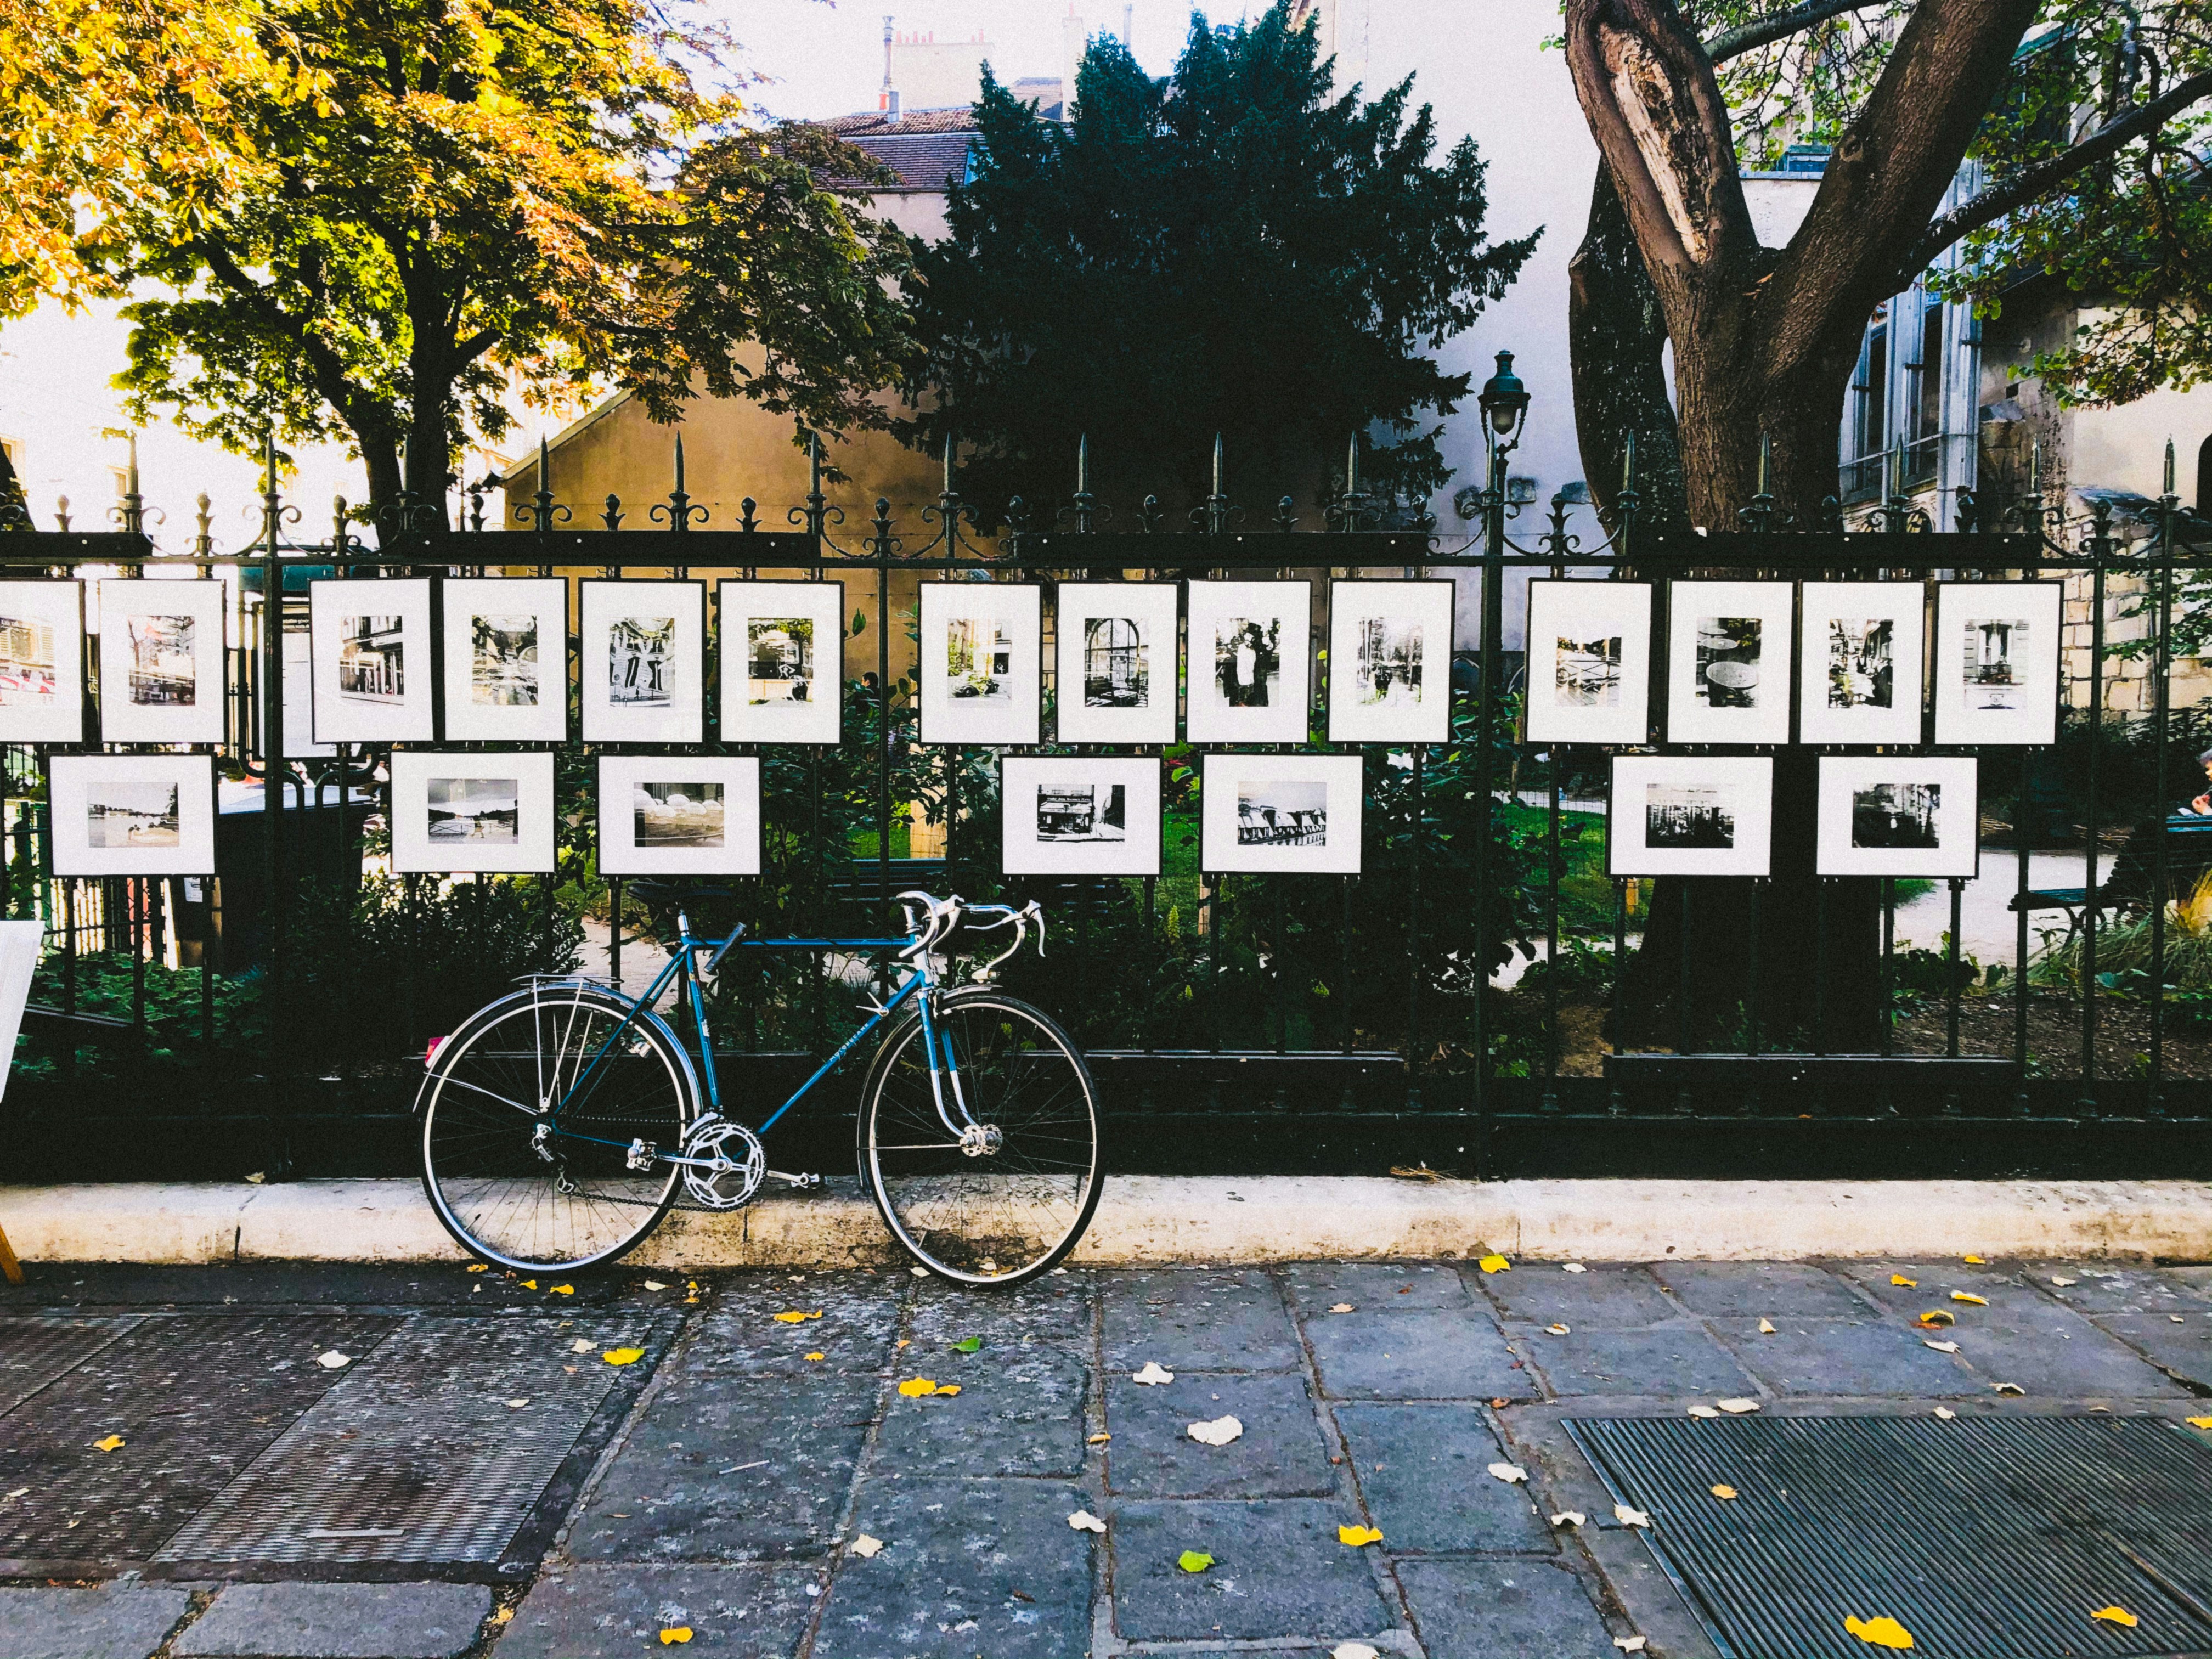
1478 350 1530 443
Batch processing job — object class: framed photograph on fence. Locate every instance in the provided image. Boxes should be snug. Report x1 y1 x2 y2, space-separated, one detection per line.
718 579 843 746
597 754 760 877
1200 751 1362 874
0 579 85 743
48 752 217 877
580 579 705 744
1326 579 1453 744
390 749 556 874
1523 579 1652 745
309 578 436 745
1607 754 1773 877
1798 582 1927 746
1001 755 1161 877
1664 580 1795 745
442 577 567 743
1186 580 1312 744
917 582 1042 746
1815 754 1978 878
1053 582 1177 745
1933 581 2062 746
97 577 227 744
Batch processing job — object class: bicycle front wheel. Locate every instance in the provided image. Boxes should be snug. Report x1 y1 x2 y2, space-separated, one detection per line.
856 991 1103 1286
418 983 697 1273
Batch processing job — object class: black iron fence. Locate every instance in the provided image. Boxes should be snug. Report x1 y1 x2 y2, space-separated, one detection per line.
3 432 2209 1183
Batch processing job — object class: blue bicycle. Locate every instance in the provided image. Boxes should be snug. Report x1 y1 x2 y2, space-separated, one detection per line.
415 890 1103 1285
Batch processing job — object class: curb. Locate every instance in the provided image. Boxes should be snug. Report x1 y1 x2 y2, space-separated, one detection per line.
2 1177 2208 1266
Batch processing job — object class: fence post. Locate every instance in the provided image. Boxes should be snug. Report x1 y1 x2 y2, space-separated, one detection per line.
259 437 286 1019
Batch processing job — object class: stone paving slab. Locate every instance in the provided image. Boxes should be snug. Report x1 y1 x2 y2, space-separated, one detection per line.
872 1347 1087 1478
1477 1264 1678 1328
683 1281 900 1378
1927 1305 2189 1397
1709 1316 1983 1397
1099 1268 1302 1373
1280 1260 1474 1312
173 1582 490 1658
1304 1307 1533 1400
1398 1558 1621 1659
1106 1498 1393 1644
2035 1263 2212 1313
1104 1370 1335 1498
1332 1402 1554 1554
0 1583 191 1659
495 1564 818 1658
906 1278 1091 1352
2090 1309 2212 1387
1656 1261 1877 1319
1516 1323 1759 1400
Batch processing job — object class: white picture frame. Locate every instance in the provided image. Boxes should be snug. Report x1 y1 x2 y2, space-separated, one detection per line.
597 754 761 878
580 579 705 744
97 577 227 744
1326 579 1454 744
1200 751 1362 874
1053 582 1177 745
1607 754 1774 878
718 579 843 746
442 577 568 743
309 578 436 745
1186 580 1312 744
0 579 86 743
1815 754 1979 878
917 582 1042 746
1797 582 1927 746
1664 580 1795 745
390 749 556 874
1933 581 2063 747
1523 579 1655 746
1001 755 1161 877
48 752 218 877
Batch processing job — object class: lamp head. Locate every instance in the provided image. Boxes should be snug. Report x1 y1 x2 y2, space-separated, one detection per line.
1479 349 1530 438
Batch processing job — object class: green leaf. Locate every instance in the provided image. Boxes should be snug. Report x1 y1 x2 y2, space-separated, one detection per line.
951 1335 981 1353
1176 1550 1215 1573
851 610 866 635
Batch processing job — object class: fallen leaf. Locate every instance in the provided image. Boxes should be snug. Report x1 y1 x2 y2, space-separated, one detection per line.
1614 1504 1650 1528
1329 1303 1356 1314
1334 1645 1381 1659
1488 1462 1529 1484
1963 1254 1988 1265
1563 1263 1587 1274
1688 1406 1722 1419
1992 1382 2025 1395
91 1435 124 1452
493 1608 513 1624
1550 1511 1586 1527
245 1172 266 1184
602 1348 644 1365
1338 1524 1384 1547
549 1284 573 1296
772 1310 823 1324
1933 1408 1956 1420
1758 1319 1776 1334
315 1351 351 1370
1478 1254 1511 1274
658 1628 692 1646
910 1266 928 1277
1917 1310 1956 1328
2185 1416 2212 1430
1615 1640 1648 1654
1088 1433 1112 1444
849 1534 884 1558
1547 1323 1572 1336
1844 1615 1915 1649
644 1280 668 1291
805 1352 825 1363
2050 1276 2077 1287
1132 1362 1175 1386
1951 1293 1988 1306
1924 1340 1960 1353
1891 1275 1917 1288
466 1264 489 1274
951 1336 983 1353
505 1398 529 1409
1177 1549 1215 1573
898 1378 942 1397
1711 1484 1738 1500
1491 1397 1511 1409
1188 1415 1244 1447
935 1385 962 1396
520 1279 538 1290
896 1339 910 1349
2091 1606 2140 1627
1067 1510 1107 1533
1717 1398 1760 1414
1389 1164 1441 1181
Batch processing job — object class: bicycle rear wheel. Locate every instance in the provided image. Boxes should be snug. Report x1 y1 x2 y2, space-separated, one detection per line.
856 991 1103 1286
418 983 696 1273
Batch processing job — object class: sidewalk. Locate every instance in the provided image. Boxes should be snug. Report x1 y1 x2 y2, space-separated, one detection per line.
2 1255 2209 1658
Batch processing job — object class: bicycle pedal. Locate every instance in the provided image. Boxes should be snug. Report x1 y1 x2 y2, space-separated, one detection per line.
765 1169 823 1190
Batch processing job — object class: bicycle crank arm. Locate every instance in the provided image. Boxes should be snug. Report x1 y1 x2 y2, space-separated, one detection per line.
766 1170 823 1190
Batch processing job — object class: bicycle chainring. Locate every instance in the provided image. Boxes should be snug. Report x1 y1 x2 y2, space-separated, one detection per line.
679 1116 765 1212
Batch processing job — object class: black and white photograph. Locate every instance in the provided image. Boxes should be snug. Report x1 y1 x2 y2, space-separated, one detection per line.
1522 579 1653 745
597 754 761 877
580 580 705 743
391 751 556 874
48 752 217 876
1186 580 1312 743
442 578 567 743
1607 754 1773 877
1665 580 1794 744
1053 583 1177 744
1200 751 1361 874
1798 581 1926 745
1816 755 1979 877
0 579 84 743
1932 582 2062 746
308 578 436 744
917 582 1041 746
97 576 227 743
1328 580 1453 743
718 580 843 744
1001 756 1160 876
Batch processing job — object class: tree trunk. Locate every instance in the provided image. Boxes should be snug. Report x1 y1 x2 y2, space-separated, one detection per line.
1568 166 1690 534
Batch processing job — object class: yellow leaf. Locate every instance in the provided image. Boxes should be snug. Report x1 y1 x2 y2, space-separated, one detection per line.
1917 1310 1955 1327
1477 1254 1511 1274
805 1352 825 1362
898 1377 940 1397
466 1263 489 1273
1758 1319 1776 1334
2091 1606 2138 1628
493 1607 513 1624
936 1384 962 1396
2185 1415 2212 1430
520 1279 538 1290
659 1627 692 1644
1711 1485 1738 1500
549 1284 573 1295
1951 1293 1987 1306
1844 1615 1915 1649
1891 1275 1916 1287
1962 1254 1987 1265
602 1347 645 1365
91 1435 125 1452
772 1310 823 1324
1089 1432 1112 1443
1338 1525 1383 1547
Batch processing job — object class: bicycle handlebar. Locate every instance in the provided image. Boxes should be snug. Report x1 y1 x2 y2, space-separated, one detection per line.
893 891 1047 975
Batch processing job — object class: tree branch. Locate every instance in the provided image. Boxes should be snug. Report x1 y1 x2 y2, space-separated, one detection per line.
1894 65 2212 280
1705 0 1887 65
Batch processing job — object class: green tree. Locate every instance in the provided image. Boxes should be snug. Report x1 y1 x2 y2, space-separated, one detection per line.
106 0 918 526
901 4 1537 512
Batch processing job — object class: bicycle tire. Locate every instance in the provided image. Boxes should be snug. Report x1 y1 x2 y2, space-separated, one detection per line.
855 989 1104 1286
417 981 698 1273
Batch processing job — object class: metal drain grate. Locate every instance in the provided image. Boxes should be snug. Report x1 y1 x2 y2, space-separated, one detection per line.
0 1317 134 1416
157 1312 674 1569
1568 1415 2212 1659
